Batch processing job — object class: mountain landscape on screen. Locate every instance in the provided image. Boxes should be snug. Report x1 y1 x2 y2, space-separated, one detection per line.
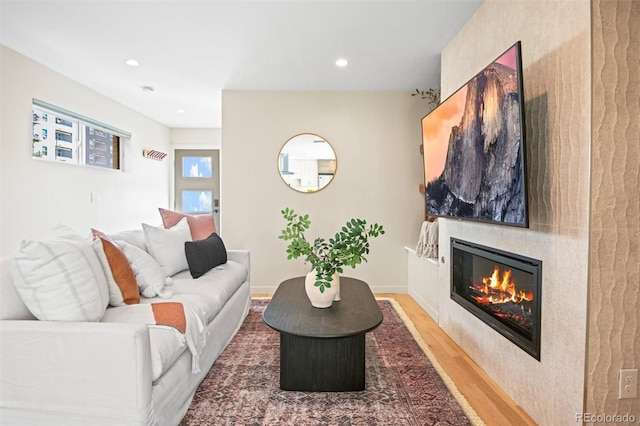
423 43 527 227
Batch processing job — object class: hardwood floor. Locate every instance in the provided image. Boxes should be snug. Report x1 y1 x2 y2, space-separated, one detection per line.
377 293 537 426
254 292 537 425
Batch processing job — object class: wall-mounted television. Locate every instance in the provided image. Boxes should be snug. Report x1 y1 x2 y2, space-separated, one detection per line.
422 41 528 227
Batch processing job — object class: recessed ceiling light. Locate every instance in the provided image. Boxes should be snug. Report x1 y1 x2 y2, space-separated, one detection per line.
125 59 140 67
335 58 348 68
177 108 185 114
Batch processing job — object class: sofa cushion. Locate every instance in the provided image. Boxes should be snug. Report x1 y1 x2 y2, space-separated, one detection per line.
148 327 188 381
11 225 109 321
101 306 187 382
129 261 247 379
184 233 228 279
142 218 191 276
92 234 140 306
117 240 173 299
164 260 248 323
159 208 216 241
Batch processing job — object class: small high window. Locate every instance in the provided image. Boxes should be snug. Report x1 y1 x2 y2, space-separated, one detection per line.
31 99 130 170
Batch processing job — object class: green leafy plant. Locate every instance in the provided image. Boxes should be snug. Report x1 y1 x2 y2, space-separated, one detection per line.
279 208 385 294
411 88 441 109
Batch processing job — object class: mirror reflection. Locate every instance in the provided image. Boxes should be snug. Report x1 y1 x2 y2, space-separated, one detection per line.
278 133 337 193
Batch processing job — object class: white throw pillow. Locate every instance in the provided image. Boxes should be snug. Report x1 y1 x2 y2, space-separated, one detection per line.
11 225 109 321
117 240 173 299
101 228 147 252
142 217 191 276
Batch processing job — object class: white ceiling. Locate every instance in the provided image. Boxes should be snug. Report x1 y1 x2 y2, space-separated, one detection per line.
0 0 484 128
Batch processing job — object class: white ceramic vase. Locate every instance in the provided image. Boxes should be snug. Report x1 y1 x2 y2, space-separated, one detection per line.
332 276 341 301
305 271 340 308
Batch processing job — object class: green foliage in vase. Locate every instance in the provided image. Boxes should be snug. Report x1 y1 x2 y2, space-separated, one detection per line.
279 208 385 294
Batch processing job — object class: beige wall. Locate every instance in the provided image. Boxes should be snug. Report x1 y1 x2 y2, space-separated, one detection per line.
170 128 221 149
588 0 640 420
0 46 171 254
438 0 591 423
221 91 428 293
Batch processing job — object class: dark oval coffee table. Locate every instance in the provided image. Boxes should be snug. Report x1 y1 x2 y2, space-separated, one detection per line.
263 276 383 392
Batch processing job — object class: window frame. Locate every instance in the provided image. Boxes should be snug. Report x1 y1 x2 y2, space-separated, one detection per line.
31 99 130 171
174 149 219 215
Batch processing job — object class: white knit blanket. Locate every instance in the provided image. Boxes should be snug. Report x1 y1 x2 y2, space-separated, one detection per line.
416 220 439 259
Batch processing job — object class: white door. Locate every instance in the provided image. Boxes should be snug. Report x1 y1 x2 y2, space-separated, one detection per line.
174 149 220 230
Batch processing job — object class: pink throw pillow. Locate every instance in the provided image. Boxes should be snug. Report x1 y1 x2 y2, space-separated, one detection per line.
158 208 216 241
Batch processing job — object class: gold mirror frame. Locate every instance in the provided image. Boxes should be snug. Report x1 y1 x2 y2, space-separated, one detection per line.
277 133 337 193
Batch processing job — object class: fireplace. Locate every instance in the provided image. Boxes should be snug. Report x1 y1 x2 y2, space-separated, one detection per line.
450 238 542 360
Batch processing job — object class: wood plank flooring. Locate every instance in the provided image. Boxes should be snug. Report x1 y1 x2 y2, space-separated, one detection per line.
254 292 537 425
377 293 537 426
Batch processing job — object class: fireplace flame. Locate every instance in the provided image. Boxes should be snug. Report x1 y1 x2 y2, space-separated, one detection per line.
473 265 533 305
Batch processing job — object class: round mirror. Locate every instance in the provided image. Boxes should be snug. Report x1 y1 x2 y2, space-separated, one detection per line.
277 133 337 193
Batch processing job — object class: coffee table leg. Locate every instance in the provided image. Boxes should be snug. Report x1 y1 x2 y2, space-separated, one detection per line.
279 333 365 392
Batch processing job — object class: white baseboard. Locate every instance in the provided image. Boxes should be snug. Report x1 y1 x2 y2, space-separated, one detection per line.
251 286 277 295
370 285 408 294
408 288 439 322
251 284 408 296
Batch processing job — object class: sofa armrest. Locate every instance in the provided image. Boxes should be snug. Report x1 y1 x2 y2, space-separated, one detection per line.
227 249 250 284
0 320 154 425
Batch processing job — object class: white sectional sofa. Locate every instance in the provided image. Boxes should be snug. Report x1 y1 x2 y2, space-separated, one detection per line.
0 222 251 425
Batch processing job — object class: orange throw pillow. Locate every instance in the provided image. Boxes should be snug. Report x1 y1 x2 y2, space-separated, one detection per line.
158 208 216 241
97 234 140 305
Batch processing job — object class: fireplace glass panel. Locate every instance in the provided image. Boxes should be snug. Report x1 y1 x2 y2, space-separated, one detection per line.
451 238 541 360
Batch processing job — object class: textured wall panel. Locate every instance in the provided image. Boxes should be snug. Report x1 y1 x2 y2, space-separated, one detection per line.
439 1 591 423
588 0 640 419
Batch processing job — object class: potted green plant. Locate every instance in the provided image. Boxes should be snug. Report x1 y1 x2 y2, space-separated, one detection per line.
278 207 385 308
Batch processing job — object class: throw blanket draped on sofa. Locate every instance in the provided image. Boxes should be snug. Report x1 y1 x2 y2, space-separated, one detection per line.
102 301 209 374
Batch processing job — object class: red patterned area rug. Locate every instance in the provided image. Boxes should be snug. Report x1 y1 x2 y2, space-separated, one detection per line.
181 299 484 426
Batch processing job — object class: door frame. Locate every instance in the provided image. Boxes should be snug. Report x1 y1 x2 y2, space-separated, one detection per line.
170 147 221 232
